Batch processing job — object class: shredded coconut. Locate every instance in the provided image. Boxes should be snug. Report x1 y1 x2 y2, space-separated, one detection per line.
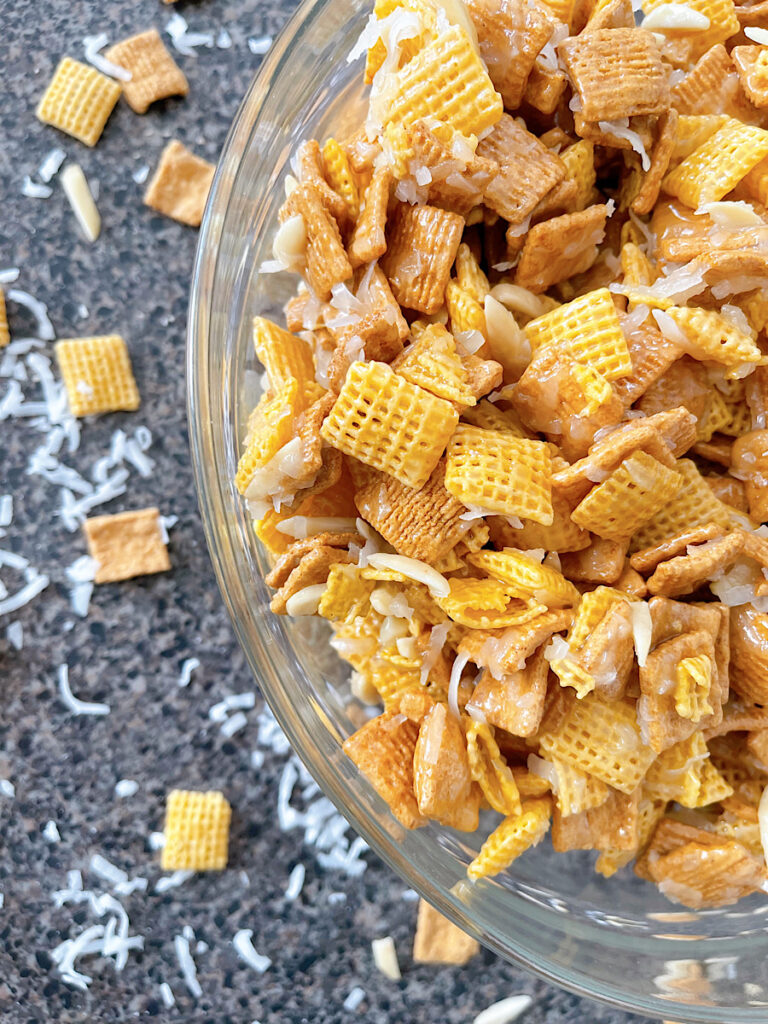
247 34 273 55
174 933 202 997
472 995 534 1024
57 664 110 716
165 13 214 55
6 621 23 650
132 163 150 185
7 288 55 340
0 779 15 798
156 870 194 894
22 177 53 199
284 863 306 901
114 779 139 798
43 820 61 843
177 657 201 687
159 982 176 1008
598 120 650 171
233 929 272 973
83 33 132 80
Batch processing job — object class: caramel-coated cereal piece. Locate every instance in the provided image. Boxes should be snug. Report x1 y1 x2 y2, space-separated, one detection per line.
413 703 481 831
413 899 480 965
382 203 464 314
144 140 215 227
515 204 610 294
105 28 188 114
83 507 171 584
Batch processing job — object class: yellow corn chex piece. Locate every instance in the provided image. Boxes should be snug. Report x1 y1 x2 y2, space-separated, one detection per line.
322 137 359 220
662 120 768 209
569 587 625 648
380 25 502 163
697 389 732 442
642 0 739 60
395 324 476 405
570 362 615 416
561 140 596 212
468 549 580 608
235 379 300 494
36 57 121 146
664 305 764 377
741 288 768 335
467 796 552 880
694 759 734 807
446 280 486 336
445 425 554 524
538 697 656 794
364 0 440 83
0 288 9 348
161 789 231 871
549 656 596 699
55 336 140 418
675 654 714 724
720 400 752 438
644 732 708 807
465 720 522 816
252 316 315 391
523 289 632 381
742 156 768 207
571 451 681 543
551 759 610 817
621 242 656 289
455 243 490 303
437 577 546 628
318 564 376 623
460 399 526 436
632 459 732 551
321 361 459 490
372 658 423 701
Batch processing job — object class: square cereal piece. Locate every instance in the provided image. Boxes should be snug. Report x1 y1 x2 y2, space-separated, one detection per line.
347 167 391 269
662 119 768 208
413 899 480 966
523 63 568 115
631 108 678 216
558 29 669 122
414 703 482 830
144 140 215 227
405 121 498 218
467 797 552 880
36 57 121 146
670 46 739 116
105 29 188 114
639 630 717 752
55 335 139 417
252 316 314 391
161 789 231 871
732 45 768 109
467 650 549 737
444 424 554 524
83 507 171 584
0 288 9 348
631 459 732 551
321 361 459 490
477 115 566 226
381 204 464 314
642 0 740 62
515 203 610 294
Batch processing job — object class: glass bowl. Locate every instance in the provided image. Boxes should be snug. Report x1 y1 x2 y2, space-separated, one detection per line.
187 2 768 1018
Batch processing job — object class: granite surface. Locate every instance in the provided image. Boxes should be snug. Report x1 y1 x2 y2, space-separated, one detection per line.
0 2 661 1021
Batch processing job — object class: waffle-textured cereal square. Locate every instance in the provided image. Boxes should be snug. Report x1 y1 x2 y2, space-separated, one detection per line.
648 838 766 908
639 630 717 752
252 316 314 391
36 57 121 146
382 203 464 314
467 651 549 737
732 45 768 109
348 167 391 269
468 548 580 607
437 578 546 629
394 323 475 405
321 360 459 490
663 120 768 208
524 288 632 381
55 335 140 417
144 140 215 227
235 380 299 495
646 530 745 597
455 242 490 304
413 703 481 830
322 137 360 221
444 425 554 524
515 204 610 294
0 288 9 348
550 759 610 817
558 29 668 122
161 789 231 871
631 459 732 551
413 899 480 965
105 28 188 114
477 115 566 225
467 796 552 880
675 654 714 723
662 305 764 376
642 0 740 61
317 564 375 623
83 507 171 584
571 450 681 543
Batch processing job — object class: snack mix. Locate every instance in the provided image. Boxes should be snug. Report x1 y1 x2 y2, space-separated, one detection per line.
236 0 768 909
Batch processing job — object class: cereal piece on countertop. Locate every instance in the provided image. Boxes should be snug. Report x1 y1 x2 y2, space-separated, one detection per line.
105 28 188 114
0 288 9 348
161 789 231 871
412 899 479 965
55 335 139 417
144 140 215 227
83 507 171 584
36 57 121 146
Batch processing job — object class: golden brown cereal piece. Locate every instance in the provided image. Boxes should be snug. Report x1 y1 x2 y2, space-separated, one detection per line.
747 729 768 768
644 733 710 806
553 787 639 851
614 322 683 410
675 654 715 724
631 109 678 216
269 544 357 615
732 45 768 108
539 697 656 794
560 536 627 585
559 29 668 122
144 139 215 227
321 361 458 490
467 796 552 880
635 816 719 879
445 280 485 337
533 141 596 221
693 435 733 467
670 47 738 116
585 0 635 31
465 719 522 816
732 429 768 521
252 316 314 391
161 790 231 871
729 604 768 705
55 335 139 417
469 548 580 607
382 203 463 314
647 0 740 60
632 459 732 551
631 522 725 575
264 531 359 590
650 839 766 908
36 57 121 146
455 243 490 304
613 562 648 598
327 312 402 392
354 461 469 563
639 630 717 752
444 424 554 524
596 795 668 877
284 181 353 300
567 599 636 700
478 115 566 226
466 0 555 109
0 288 8 348
637 357 711 428
646 531 746 597
83 507 170 585
404 121 498 218
514 204 610 294
343 711 425 829
393 323 476 405
512 767 552 799
413 703 482 831
104 29 188 114
467 650 549 737
705 474 748 512
296 140 349 228
488 493 590 554
235 381 301 495
413 899 480 965
458 609 573 675
663 119 768 208
648 598 730 710
347 168 391 269
523 63 568 115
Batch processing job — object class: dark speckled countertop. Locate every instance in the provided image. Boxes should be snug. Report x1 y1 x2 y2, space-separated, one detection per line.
1 2 658 1021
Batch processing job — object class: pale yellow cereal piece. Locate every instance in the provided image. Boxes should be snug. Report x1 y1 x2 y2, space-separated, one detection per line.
523 288 632 381
568 586 626 648
317 564 376 623
455 242 490 303
445 280 486 336
631 459 732 550
696 389 732 442
670 115 729 167
742 154 768 207
161 789 231 871
560 140 597 212
394 323 475 405
235 380 299 494
550 758 610 816
0 288 9 348
642 0 739 60
321 361 459 490
36 57 121 146
663 305 765 375
413 899 479 965
144 139 215 227
83 507 170 584
550 656 597 699
445 425 553 524
322 137 359 221
695 758 734 807
675 654 714 723
465 720 522 816
468 548 580 608
104 28 188 114
55 335 139 417
644 732 708 807
662 120 768 209
571 451 682 543
467 796 552 880
437 578 547 629
252 316 314 391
